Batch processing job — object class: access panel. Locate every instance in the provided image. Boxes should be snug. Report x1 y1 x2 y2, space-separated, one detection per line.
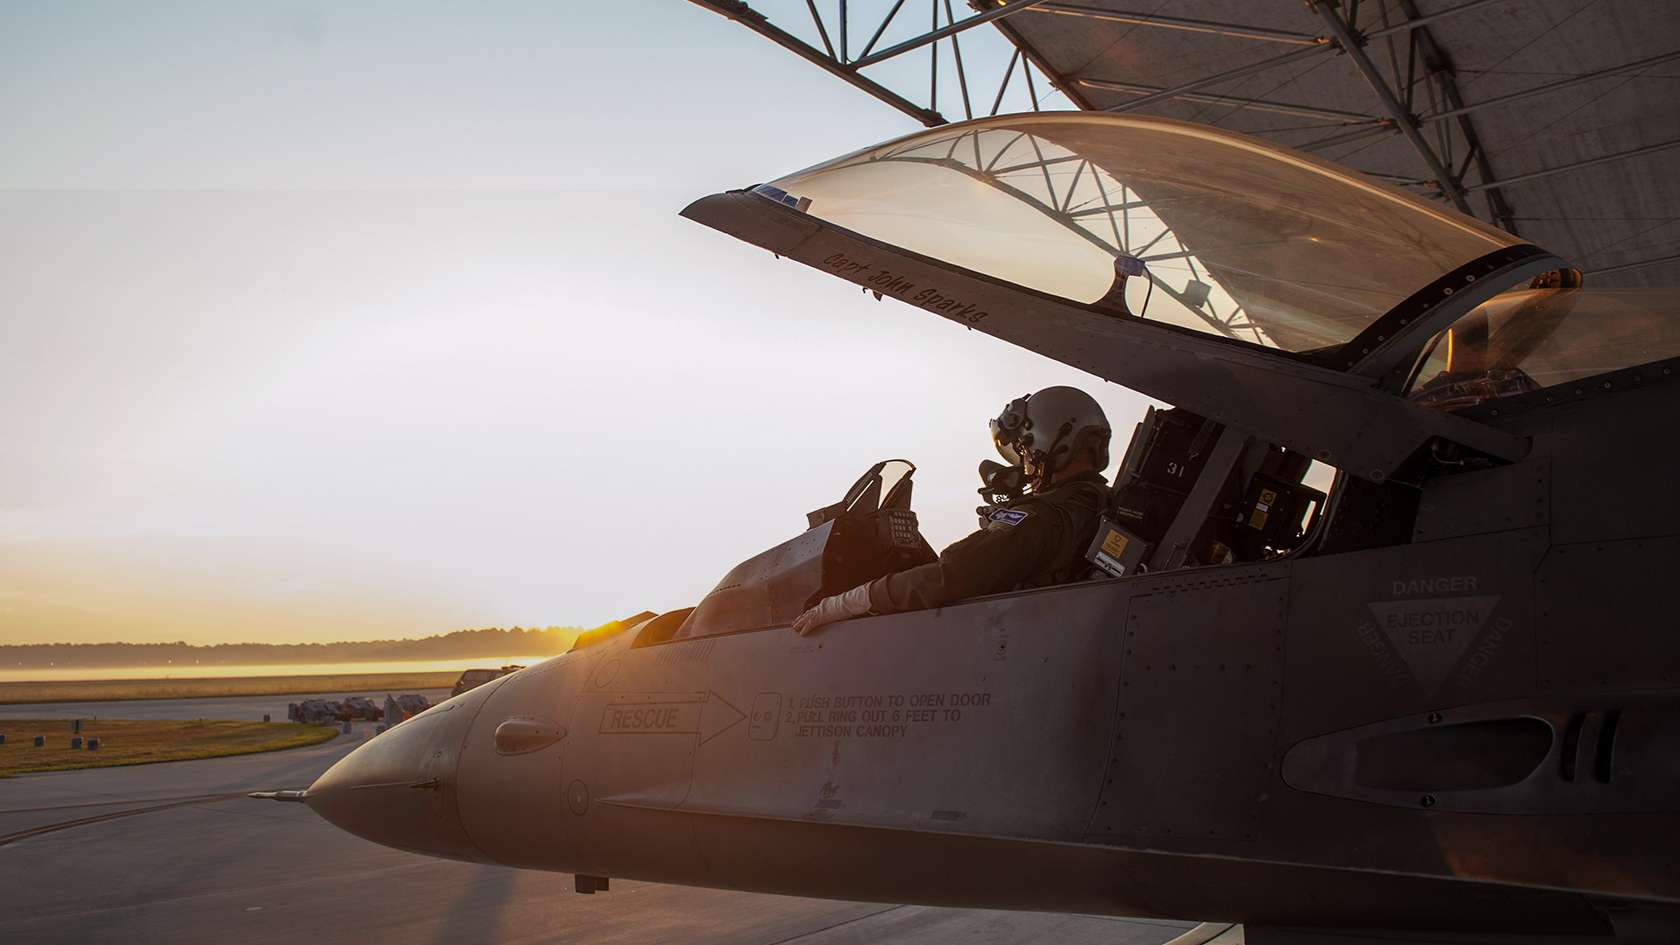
1088 567 1289 841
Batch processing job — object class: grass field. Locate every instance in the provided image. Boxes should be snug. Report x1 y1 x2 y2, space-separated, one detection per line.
0 718 338 777
0 671 458 706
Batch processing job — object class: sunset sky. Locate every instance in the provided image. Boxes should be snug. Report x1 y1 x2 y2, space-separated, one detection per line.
0 2 1156 646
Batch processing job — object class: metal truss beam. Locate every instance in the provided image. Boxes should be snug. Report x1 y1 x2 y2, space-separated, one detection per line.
1067 198 1148 218
877 128 1255 340
1104 45 1328 114
1462 137 1680 193
1298 123 1397 152
1419 49 1680 124
1032 0 1502 47
857 0 908 60
803 0 836 59
1587 252 1680 277
688 0 942 125
1366 173 1434 187
1309 0 1473 215
1032 3 1323 46
1078 77 1378 123
851 0 1048 69
1362 0 1509 41
990 152 1082 175
976 0 1098 111
988 48 1020 115
1387 0 1516 232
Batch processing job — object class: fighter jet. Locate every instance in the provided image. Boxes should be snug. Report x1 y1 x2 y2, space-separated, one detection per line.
257 114 1680 944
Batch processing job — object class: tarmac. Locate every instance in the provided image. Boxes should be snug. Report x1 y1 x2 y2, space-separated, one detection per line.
0 693 1197 945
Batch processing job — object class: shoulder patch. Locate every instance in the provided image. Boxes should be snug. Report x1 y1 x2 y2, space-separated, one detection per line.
988 508 1030 527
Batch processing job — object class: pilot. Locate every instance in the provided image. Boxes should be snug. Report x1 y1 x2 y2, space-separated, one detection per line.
793 386 1111 635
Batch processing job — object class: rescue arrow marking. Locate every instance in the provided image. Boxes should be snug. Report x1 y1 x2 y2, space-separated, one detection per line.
598 691 745 745
700 692 745 745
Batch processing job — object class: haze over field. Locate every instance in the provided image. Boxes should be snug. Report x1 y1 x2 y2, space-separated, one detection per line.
2 625 582 670
1 2 1153 647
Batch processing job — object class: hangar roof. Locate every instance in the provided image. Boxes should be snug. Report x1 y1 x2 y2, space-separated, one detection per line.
689 0 1680 287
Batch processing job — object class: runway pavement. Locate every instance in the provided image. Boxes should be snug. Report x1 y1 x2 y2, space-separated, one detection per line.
0 694 1197 945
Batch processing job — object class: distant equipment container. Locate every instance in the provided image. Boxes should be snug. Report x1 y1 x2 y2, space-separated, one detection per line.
72 719 82 734
70 736 83 749
86 738 99 750
0 733 7 745
263 714 271 723
341 696 380 721
33 736 45 748
290 699 344 726
394 694 432 718
451 666 524 698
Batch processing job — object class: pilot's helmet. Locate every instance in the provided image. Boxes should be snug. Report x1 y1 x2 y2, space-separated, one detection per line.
990 386 1111 476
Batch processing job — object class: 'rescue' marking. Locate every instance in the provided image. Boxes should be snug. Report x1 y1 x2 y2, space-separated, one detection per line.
598 691 744 744
603 704 693 732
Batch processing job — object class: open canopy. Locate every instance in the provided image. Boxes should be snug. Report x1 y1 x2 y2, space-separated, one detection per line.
687 113 1680 480
760 113 1525 352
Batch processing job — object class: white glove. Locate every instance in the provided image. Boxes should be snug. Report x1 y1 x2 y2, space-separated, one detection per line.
791 583 873 636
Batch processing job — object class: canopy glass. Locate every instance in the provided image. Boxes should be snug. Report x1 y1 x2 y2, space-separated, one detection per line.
1406 288 1680 410
760 114 1523 353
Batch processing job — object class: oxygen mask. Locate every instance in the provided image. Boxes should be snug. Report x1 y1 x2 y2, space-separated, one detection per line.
978 459 1026 504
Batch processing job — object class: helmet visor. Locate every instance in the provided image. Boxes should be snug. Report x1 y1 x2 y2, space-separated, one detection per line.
989 396 1031 466
990 420 1022 466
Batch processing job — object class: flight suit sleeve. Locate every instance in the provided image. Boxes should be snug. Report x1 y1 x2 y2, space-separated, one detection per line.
865 505 1066 615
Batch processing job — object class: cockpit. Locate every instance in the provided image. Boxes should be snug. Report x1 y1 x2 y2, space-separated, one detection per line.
1405 286 1680 412
617 404 1328 651
597 112 1680 650
627 460 938 646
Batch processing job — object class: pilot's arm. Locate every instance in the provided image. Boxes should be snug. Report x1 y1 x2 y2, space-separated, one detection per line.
870 505 1068 612
793 385 1112 636
792 501 1071 635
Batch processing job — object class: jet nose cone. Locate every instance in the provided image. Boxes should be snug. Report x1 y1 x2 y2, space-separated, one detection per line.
305 698 487 862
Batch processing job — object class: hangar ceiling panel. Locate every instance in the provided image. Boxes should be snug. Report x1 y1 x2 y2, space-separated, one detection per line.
690 0 1680 287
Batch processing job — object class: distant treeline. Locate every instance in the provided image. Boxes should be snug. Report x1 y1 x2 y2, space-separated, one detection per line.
2 626 584 668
